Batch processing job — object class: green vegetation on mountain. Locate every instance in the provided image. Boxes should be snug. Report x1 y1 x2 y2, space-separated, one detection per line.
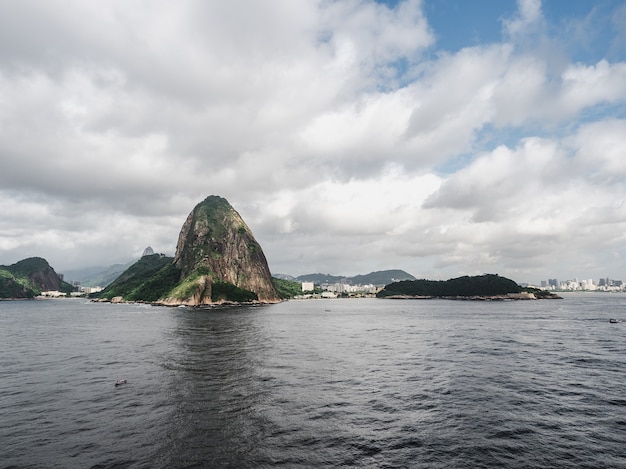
0 268 38 298
211 281 258 302
97 254 179 301
272 277 304 299
165 267 209 301
377 274 522 298
0 257 75 298
129 263 182 302
522 286 562 299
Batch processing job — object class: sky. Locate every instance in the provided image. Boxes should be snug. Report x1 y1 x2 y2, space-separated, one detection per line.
1 0 626 285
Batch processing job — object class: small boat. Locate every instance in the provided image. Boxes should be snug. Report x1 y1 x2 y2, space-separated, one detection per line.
609 318 622 323
115 379 128 386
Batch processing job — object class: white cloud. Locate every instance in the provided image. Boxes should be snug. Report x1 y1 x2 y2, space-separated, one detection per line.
503 0 543 39
568 119 626 184
320 0 433 68
418 119 626 279
0 0 625 284
559 60 626 114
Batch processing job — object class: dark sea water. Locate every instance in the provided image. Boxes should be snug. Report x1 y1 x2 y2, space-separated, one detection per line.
1 294 626 468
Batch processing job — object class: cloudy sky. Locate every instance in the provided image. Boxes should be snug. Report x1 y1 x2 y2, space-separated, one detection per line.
1 0 626 284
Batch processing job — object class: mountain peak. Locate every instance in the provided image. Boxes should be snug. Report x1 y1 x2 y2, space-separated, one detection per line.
173 195 279 303
98 195 279 305
1 257 73 298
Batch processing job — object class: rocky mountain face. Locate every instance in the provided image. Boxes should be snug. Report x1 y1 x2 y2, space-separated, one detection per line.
0 257 73 298
97 195 280 305
171 196 279 304
18 258 63 291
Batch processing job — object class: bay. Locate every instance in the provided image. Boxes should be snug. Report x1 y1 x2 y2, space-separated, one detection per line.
1 294 625 468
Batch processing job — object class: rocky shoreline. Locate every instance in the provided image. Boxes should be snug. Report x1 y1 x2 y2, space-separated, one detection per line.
91 296 280 307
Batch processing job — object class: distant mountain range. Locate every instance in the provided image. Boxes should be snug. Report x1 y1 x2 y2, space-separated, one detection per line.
64 263 132 288
274 270 415 287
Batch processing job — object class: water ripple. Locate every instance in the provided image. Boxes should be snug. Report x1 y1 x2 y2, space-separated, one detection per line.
1 295 626 468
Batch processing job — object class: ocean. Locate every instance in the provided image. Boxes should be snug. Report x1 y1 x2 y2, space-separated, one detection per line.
1 294 625 468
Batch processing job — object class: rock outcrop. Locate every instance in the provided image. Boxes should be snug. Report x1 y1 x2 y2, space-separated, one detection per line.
98 195 280 305
0 257 74 298
171 195 279 304
29 266 63 292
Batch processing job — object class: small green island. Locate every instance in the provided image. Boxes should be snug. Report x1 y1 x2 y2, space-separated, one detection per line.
376 274 561 300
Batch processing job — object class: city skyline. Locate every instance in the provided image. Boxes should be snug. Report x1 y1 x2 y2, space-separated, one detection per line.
536 276 624 291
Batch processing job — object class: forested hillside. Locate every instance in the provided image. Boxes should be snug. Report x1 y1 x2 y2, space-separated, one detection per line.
377 274 522 298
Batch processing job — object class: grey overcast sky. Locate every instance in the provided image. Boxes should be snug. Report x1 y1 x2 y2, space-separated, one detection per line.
1 0 626 284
